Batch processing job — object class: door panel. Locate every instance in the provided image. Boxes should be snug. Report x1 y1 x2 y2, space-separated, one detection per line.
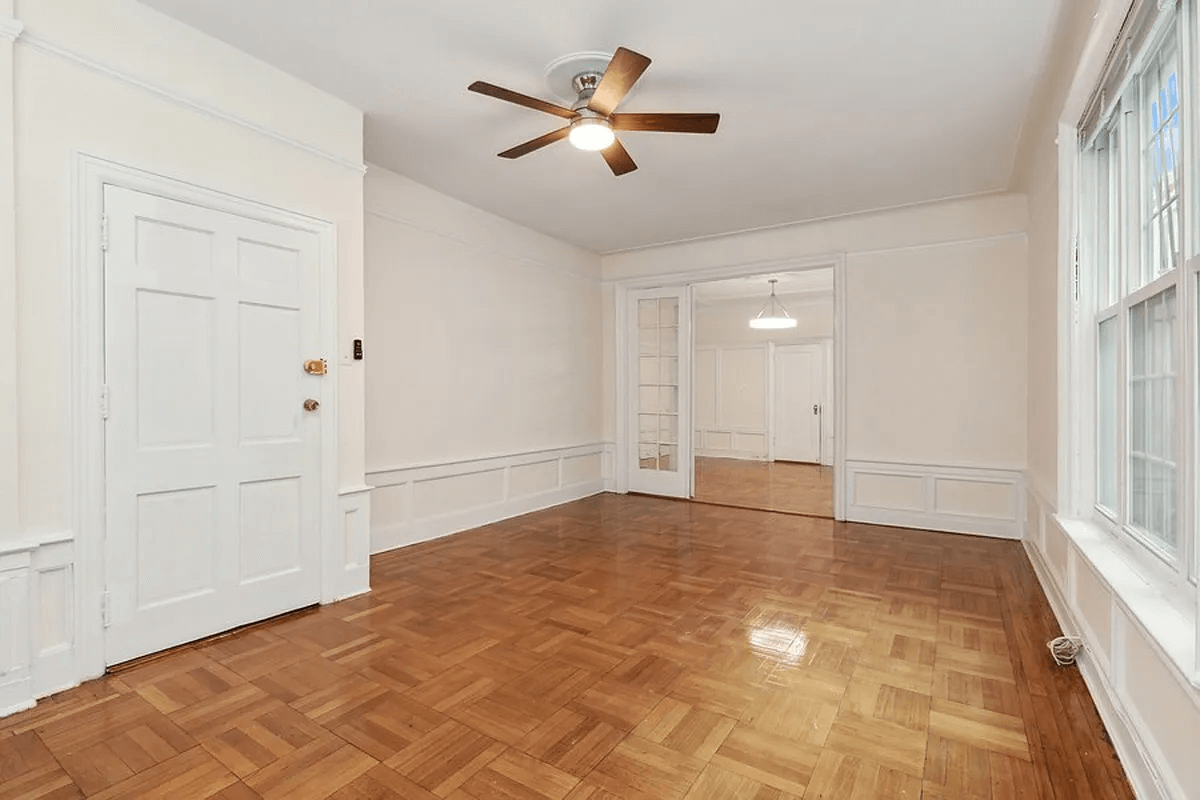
628 287 691 497
104 185 323 666
774 345 823 463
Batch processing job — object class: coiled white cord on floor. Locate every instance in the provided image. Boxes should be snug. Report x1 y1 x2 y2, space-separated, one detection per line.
1048 635 1084 666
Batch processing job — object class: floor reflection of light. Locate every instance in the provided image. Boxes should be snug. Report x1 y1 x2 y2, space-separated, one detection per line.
748 625 809 664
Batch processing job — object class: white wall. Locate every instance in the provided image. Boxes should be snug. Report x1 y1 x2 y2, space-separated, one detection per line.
1014 1 1200 798
364 166 605 553
604 192 1029 536
695 345 770 459
1 0 366 715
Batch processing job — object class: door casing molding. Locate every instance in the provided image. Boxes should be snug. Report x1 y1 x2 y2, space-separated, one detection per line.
613 253 847 519
71 153 340 680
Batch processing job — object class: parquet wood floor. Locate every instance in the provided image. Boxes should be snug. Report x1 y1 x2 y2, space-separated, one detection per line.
0 494 1133 799
694 457 834 518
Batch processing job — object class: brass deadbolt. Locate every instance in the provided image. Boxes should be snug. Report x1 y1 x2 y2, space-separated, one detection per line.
303 398 320 412
304 359 327 376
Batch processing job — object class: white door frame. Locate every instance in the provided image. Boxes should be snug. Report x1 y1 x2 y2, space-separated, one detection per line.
613 254 848 519
70 154 340 681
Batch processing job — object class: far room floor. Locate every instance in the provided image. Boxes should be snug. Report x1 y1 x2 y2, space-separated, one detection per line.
694 456 834 518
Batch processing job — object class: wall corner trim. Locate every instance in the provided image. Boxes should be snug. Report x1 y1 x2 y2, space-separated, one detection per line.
0 17 23 41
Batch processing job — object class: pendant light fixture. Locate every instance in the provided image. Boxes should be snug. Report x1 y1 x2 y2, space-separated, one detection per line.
749 279 798 329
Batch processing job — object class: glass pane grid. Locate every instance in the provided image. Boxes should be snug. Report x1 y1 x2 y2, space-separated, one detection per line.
636 297 680 473
1127 287 1177 554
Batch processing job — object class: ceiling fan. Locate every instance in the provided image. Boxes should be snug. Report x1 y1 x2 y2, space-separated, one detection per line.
468 47 720 176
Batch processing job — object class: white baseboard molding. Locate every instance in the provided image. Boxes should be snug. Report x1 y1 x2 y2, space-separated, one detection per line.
695 449 768 461
845 460 1024 539
368 442 611 555
1022 538 1172 800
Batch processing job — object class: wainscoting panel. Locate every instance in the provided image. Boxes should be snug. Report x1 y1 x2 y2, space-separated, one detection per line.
1023 484 1199 800
695 427 769 460
0 543 32 717
368 443 609 554
337 487 372 601
844 460 1024 538
0 532 77 717
29 534 74 698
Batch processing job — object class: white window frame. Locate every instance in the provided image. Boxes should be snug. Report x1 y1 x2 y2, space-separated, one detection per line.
1075 1 1198 611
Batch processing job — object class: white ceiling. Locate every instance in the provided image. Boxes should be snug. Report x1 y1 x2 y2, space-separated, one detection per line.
693 270 833 301
139 0 1060 253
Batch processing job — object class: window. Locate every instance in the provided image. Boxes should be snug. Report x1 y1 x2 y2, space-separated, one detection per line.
1079 0 1195 586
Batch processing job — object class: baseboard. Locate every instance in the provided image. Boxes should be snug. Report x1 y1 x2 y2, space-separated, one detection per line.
695 450 768 461
1022 538 1171 800
371 480 605 554
844 460 1024 539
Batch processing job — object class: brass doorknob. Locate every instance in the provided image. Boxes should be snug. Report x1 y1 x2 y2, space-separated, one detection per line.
303 398 320 412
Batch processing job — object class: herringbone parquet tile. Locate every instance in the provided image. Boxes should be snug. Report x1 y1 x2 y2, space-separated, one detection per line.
0 494 1134 799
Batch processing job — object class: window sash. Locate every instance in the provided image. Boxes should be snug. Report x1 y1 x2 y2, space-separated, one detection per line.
1082 7 1192 581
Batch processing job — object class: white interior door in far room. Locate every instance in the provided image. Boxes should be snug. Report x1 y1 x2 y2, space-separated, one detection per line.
774 344 823 464
102 185 325 666
628 287 692 498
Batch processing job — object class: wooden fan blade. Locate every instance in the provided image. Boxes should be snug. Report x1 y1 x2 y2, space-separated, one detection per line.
610 113 720 134
601 138 637 176
588 47 652 116
468 81 578 120
498 126 571 159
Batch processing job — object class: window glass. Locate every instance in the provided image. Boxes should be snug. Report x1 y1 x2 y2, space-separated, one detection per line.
1128 287 1177 553
1136 49 1181 292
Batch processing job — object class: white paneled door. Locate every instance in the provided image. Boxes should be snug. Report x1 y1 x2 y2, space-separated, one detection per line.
628 287 692 498
774 344 823 463
103 186 324 666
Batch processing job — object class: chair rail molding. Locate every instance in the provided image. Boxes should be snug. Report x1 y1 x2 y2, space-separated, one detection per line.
367 442 609 554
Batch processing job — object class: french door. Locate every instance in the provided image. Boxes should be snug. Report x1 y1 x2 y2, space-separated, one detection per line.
627 286 692 497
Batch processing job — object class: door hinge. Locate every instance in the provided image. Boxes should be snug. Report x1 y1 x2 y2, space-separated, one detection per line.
100 384 109 420
101 590 111 627
100 215 109 252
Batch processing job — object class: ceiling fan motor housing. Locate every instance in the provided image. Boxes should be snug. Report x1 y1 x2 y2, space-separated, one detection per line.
571 72 604 111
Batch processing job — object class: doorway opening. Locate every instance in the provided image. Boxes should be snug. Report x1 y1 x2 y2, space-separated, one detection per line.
691 270 835 517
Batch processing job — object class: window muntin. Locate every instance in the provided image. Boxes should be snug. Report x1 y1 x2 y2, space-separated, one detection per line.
1098 316 1119 512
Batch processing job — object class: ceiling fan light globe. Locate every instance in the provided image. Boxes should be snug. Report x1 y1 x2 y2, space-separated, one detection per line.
749 317 798 330
568 118 615 151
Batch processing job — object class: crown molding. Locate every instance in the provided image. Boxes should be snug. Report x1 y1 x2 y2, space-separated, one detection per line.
14 30 364 173
0 17 23 42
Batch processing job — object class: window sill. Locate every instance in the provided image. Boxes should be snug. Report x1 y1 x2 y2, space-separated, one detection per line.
1055 516 1198 689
